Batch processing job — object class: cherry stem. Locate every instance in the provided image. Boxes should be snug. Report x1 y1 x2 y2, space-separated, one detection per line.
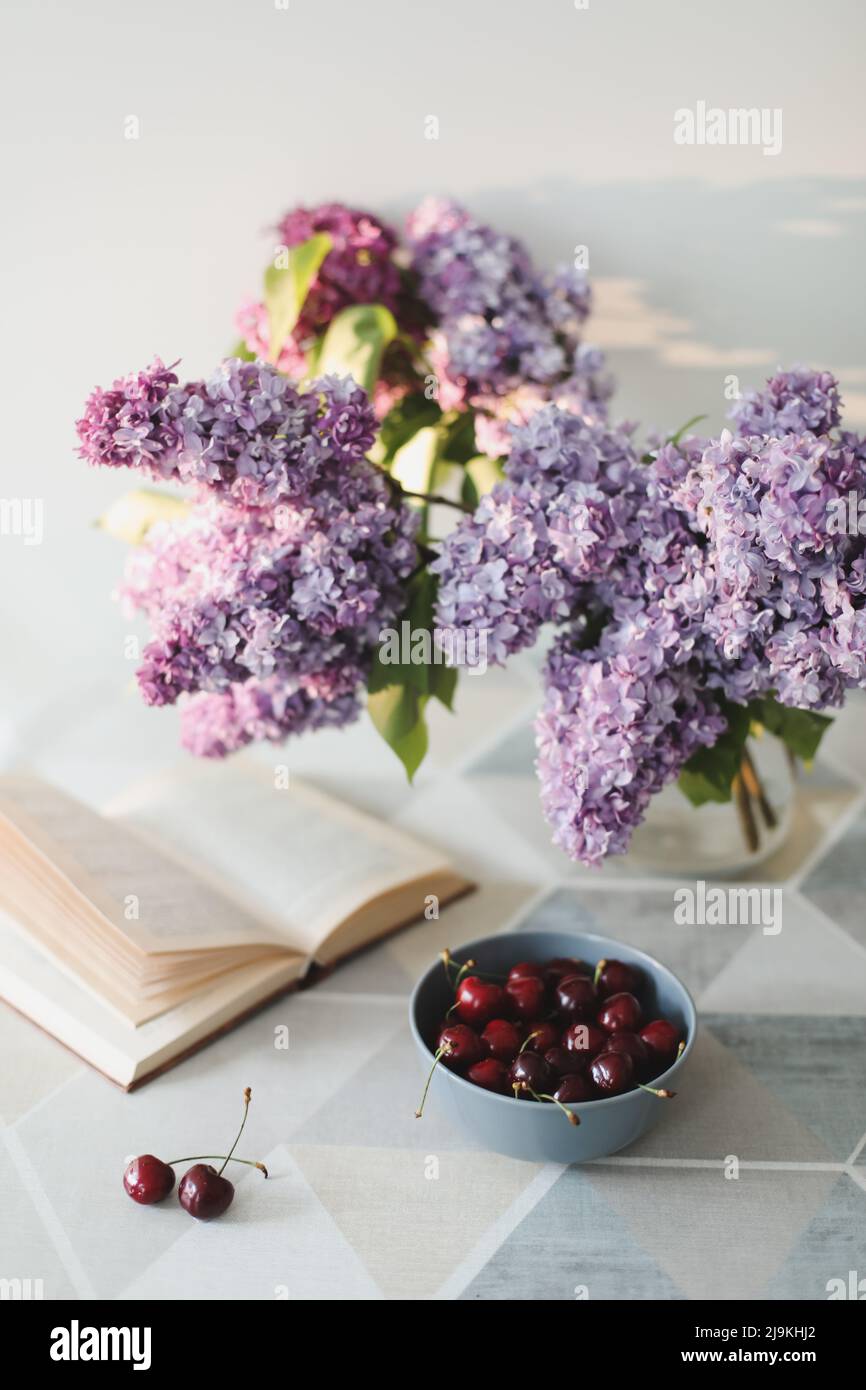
593 958 606 990
676 1040 686 1059
639 1082 676 1099
519 1030 542 1055
218 1086 252 1177
526 1084 580 1126
453 958 476 990
415 1044 449 1118
168 1155 268 1177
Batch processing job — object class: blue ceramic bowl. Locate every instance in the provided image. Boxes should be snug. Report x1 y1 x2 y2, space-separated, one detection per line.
410 929 696 1163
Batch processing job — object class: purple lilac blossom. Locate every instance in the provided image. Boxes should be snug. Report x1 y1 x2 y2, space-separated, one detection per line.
535 625 727 866
730 366 842 438
120 474 418 722
406 198 610 440
77 359 377 509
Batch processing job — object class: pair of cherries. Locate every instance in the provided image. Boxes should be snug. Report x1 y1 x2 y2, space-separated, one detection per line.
123 1088 267 1220
416 953 683 1124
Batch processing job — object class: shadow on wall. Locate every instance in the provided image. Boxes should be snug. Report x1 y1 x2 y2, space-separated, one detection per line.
383 178 866 435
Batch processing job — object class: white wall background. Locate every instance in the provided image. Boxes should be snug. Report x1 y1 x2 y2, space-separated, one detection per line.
1 0 865 769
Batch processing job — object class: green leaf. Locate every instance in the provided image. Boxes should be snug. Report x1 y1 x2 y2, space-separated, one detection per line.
437 409 478 465
431 661 458 711
314 303 398 395
367 685 429 782
678 701 750 806
368 571 436 696
376 394 442 467
95 489 190 544
263 233 332 365
751 697 832 762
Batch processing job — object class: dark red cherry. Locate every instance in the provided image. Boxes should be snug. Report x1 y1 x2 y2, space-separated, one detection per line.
454 975 505 1027
543 1046 575 1079
438 1023 483 1071
555 973 597 1022
505 975 547 1020
640 1019 682 1070
554 1073 594 1104
562 1021 608 1065
590 1050 635 1097
123 1154 175 1205
508 1051 553 1097
544 956 589 987
507 961 545 983
178 1163 234 1220
481 1018 521 1063
521 1020 559 1053
604 1030 650 1078
597 991 642 1033
596 958 641 998
467 1058 511 1094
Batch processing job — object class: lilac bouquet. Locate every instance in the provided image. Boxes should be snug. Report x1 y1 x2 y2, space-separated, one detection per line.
78 199 865 866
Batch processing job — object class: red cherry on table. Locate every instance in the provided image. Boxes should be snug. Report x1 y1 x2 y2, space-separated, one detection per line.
508 1051 553 1097
604 1030 650 1078
507 961 545 983
597 991 642 1034
590 1050 636 1097
123 1154 175 1205
639 1019 682 1070
454 975 506 1027
555 973 597 1022
554 1073 594 1104
505 974 547 1020
595 958 642 998
481 1018 522 1063
178 1163 234 1221
562 1021 608 1065
468 1058 511 1094
522 1020 559 1053
438 1023 483 1071
544 957 589 987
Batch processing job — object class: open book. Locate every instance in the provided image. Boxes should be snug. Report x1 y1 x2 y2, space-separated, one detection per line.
0 762 472 1088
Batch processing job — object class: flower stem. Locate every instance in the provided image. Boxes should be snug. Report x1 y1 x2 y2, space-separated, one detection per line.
732 771 759 854
741 745 778 830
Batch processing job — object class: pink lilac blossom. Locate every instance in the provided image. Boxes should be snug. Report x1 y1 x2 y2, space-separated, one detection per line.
77 358 377 508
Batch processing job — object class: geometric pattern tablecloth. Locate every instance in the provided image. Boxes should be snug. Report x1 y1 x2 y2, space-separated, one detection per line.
2 664 865 1301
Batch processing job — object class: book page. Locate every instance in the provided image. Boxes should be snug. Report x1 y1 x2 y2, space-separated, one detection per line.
0 776 289 956
105 758 452 959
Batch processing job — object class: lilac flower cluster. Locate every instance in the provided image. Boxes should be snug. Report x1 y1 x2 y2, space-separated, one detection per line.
79 359 419 755
670 382 866 711
77 358 377 508
236 203 405 378
435 368 866 865
536 628 726 865
406 198 612 442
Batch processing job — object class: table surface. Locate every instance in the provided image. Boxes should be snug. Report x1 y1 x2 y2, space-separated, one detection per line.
2 661 866 1302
